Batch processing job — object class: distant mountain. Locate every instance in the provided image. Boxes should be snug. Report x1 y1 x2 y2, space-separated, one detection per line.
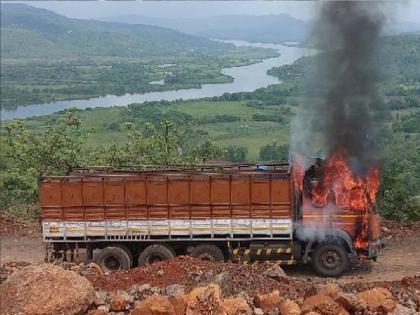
101 14 420 44
0 4 228 59
100 14 310 44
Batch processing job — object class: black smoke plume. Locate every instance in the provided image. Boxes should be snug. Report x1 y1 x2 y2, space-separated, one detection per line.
291 2 386 175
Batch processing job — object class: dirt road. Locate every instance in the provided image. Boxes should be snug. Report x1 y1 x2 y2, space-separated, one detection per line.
0 235 44 264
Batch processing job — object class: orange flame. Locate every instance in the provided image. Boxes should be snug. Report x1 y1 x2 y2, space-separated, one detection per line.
293 153 380 251
316 153 380 210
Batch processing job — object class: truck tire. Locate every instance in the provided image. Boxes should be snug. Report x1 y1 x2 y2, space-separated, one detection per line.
312 243 349 277
94 246 132 273
191 244 224 262
138 244 175 266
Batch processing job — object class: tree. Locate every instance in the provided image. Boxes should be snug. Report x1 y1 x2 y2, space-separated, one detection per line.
192 140 225 163
377 132 420 222
5 108 84 175
1 109 85 209
259 143 289 162
224 145 248 162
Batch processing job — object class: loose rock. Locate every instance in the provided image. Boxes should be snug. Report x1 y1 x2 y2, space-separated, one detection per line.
302 293 349 315
264 264 288 281
278 299 300 315
222 297 252 315
334 292 366 311
110 295 127 312
357 287 396 312
186 283 224 315
131 295 176 315
254 290 281 313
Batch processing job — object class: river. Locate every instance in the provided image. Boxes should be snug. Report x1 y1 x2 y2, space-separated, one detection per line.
1 40 316 120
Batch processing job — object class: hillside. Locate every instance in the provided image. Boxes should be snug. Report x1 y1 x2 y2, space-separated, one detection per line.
0 4 278 109
101 14 309 44
0 4 229 59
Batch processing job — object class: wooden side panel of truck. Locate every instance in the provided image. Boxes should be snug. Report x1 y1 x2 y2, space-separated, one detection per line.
40 168 293 240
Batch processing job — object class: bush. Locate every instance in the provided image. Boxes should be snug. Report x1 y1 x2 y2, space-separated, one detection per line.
377 132 420 222
259 143 289 162
224 145 248 162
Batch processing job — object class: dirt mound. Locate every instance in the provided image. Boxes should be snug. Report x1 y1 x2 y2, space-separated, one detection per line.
88 256 314 300
0 211 39 236
0 264 95 315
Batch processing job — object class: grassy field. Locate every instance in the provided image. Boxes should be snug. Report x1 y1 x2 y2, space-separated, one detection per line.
18 99 294 161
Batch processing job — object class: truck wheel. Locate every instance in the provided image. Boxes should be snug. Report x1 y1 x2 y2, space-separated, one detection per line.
94 246 132 273
191 244 224 262
312 243 349 277
138 244 175 266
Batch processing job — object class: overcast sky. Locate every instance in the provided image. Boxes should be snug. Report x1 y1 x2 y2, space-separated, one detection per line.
11 1 420 23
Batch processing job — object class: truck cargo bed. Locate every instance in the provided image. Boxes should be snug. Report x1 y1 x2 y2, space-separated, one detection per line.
40 164 293 241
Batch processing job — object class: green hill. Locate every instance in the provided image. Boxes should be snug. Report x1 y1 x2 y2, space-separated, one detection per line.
0 4 230 59
101 14 309 44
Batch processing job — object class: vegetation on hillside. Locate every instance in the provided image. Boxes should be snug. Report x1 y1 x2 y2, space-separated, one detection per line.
0 4 278 109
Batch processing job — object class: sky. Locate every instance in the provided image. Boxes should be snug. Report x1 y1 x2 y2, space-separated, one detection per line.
11 1 420 23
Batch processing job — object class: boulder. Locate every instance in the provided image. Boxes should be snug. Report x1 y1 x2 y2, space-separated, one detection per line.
86 262 104 276
357 287 396 312
264 264 288 281
131 295 175 315
110 295 128 312
302 294 349 315
334 292 366 311
221 297 252 315
186 284 225 315
279 299 300 315
186 283 221 306
87 310 108 315
254 290 281 313
0 264 95 315
131 302 152 315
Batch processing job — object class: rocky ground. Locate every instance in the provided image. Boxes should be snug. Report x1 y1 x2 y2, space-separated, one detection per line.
1 212 420 315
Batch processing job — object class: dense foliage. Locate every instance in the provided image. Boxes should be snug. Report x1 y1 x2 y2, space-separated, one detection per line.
0 110 226 212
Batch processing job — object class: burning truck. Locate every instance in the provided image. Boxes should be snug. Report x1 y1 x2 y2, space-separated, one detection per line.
39 1 386 277
39 155 381 277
